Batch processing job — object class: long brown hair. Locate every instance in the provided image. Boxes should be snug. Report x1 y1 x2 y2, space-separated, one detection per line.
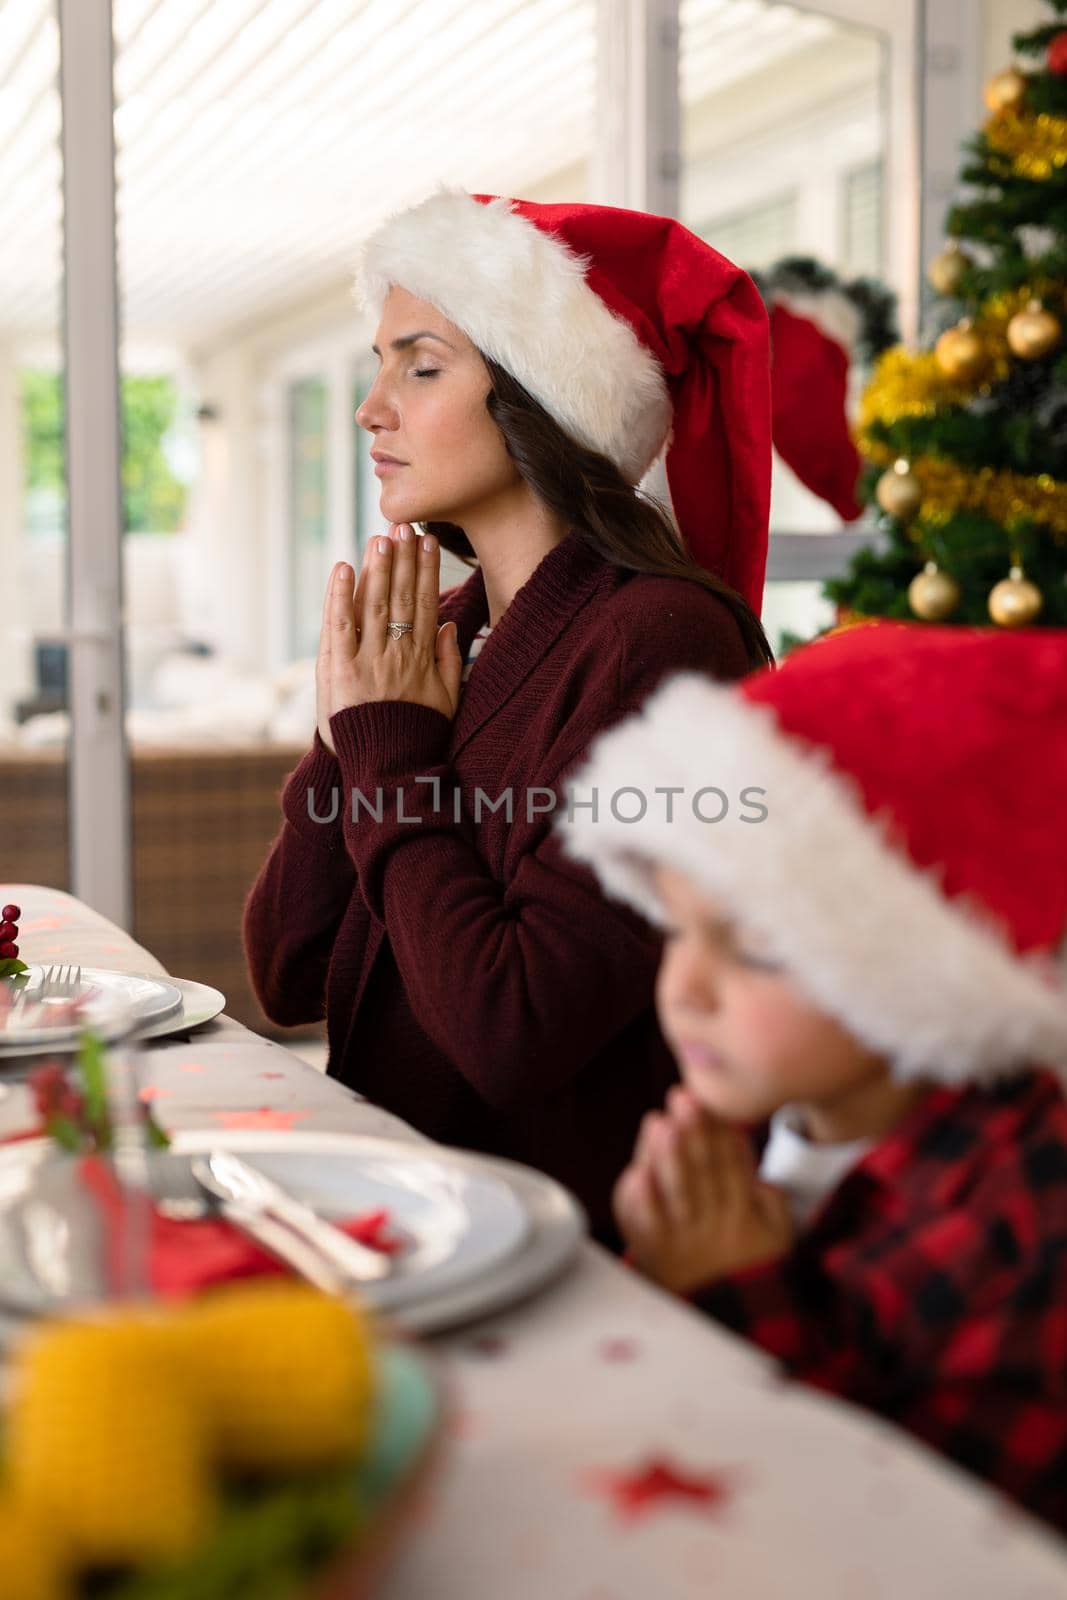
420 357 773 669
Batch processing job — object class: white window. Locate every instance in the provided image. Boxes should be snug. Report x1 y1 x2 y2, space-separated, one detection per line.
697 193 798 271
842 159 884 278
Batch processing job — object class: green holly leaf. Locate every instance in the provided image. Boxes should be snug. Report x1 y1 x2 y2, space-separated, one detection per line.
77 1029 111 1141
146 1112 171 1150
0 959 29 981
44 1113 85 1154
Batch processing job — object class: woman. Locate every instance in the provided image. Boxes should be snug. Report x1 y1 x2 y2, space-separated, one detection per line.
243 187 774 1244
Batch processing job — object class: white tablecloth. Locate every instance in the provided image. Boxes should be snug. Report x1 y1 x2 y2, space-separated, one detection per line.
3 883 1066 1598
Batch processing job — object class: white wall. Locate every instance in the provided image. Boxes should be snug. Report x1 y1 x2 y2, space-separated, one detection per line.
984 0 1048 77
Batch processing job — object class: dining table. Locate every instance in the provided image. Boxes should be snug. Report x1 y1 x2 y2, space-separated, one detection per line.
2 881 1066 1600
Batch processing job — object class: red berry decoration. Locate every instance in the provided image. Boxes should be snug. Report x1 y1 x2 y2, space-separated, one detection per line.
30 1063 67 1120
1050 31 1067 75
0 905 26 976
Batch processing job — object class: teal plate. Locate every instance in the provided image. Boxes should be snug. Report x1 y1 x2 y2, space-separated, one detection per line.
84 1342 443 1600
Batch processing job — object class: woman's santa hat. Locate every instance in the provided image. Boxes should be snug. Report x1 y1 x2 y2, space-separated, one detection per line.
559 623 1067 1085
354 185 772 615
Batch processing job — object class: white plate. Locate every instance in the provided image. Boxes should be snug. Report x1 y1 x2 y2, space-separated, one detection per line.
0 1132 585 1338
135 975 227 1041
0 967 184 1056
170 1131 586 1334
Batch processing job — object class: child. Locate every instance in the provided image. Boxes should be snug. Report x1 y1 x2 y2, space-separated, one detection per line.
558 621 1067 1534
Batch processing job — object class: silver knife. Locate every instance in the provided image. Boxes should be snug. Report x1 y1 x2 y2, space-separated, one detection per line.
218 1201 349 1296
192 1151 393 1284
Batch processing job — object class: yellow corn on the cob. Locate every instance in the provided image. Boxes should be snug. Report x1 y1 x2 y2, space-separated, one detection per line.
7 1315 215 1568
0 1491 72 1600
176 1282 375 1472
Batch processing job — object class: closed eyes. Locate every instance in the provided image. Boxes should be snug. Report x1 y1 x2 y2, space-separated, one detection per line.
662 921 783 974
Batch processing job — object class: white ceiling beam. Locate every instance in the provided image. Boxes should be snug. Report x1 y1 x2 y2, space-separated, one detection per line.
115 0 426 187
114 0 527 210
117 18 588 235
0 0 48 91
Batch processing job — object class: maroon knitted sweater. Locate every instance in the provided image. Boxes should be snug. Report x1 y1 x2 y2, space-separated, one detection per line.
243 529 752 1241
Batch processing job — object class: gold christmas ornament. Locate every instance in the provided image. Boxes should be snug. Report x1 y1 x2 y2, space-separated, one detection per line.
984 66 1026 114
1007 299 1062 360
927 242 971 296
988 565 1044 628
935 320 987 383
875 459 922 521
908 562 962 622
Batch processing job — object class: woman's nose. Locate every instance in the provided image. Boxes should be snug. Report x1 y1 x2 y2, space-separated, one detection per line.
355 379 393 432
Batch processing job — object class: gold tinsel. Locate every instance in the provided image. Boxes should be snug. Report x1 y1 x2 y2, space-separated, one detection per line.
858 349 973 431
983 109 1067 181
858 449 1067 538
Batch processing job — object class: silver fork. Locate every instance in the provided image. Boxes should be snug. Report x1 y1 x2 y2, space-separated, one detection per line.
37 964 83 1002
9 963 84 1017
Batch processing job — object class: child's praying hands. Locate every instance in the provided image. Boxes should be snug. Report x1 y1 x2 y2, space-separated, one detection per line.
614 1086 793 1296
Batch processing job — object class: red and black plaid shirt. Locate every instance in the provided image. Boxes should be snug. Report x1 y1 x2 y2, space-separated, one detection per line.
695 1069 1067 1534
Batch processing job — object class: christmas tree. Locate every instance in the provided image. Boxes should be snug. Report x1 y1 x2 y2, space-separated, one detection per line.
827 0 1067 629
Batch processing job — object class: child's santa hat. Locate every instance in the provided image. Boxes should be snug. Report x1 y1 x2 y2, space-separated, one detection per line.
559 623 1067 1085
354 186 772 615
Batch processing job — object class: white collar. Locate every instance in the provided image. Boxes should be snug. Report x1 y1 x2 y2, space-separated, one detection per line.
758 1104 875 1230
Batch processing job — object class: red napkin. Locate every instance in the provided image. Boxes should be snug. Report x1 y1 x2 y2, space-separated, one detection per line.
79 1155 404 1300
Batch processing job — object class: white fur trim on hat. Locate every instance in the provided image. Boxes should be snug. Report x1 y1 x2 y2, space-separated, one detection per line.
558 672 1067 1086
353 185 672 484
771 288 862 358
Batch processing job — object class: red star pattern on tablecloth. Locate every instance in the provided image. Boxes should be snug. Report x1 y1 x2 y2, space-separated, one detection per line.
598 1336 641 1363
212 1107 312 1131
583 1455 739 1524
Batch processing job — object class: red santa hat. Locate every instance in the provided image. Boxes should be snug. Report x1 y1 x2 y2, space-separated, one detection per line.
769 292 864 522
559 623 1067 1085
353 185 772 615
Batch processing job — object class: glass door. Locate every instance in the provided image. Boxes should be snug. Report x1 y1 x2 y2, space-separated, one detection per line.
0 2 70 897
